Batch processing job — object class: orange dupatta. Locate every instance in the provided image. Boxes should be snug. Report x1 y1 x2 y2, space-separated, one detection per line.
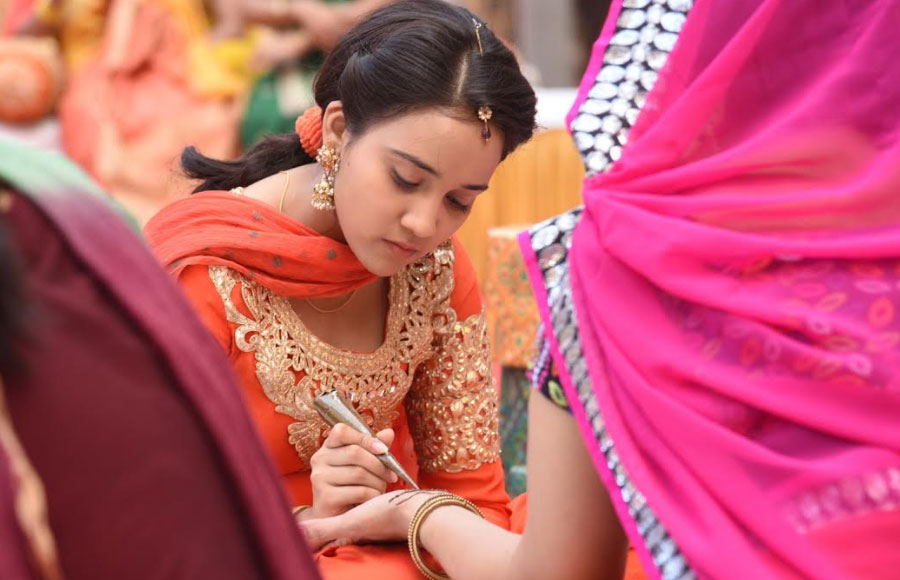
144 191 377 298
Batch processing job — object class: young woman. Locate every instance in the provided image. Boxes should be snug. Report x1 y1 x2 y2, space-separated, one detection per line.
297 1 900 579
145 1 537 578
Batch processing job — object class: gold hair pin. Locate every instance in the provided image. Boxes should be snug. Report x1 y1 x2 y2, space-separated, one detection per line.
473 18 484 56
478 105 492 141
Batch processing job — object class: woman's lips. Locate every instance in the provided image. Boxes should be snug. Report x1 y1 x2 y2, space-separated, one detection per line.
385 239 418 257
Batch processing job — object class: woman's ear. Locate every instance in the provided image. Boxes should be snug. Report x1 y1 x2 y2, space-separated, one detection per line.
322 101 348 148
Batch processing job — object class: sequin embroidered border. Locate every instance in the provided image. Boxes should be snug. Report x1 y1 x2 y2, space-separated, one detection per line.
528 209 696 580
784 466 900 535
527 1 697 575
572 0 693 175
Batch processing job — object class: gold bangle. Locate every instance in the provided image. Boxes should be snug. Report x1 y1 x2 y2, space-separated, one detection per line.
291 505 311 517
407 494 483 580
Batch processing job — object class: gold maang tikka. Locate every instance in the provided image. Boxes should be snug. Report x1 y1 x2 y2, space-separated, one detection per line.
473 19 492 141
478 105 493 141
311 145 340 210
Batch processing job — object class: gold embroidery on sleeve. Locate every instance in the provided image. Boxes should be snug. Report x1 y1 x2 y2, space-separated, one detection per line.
405 247 502 473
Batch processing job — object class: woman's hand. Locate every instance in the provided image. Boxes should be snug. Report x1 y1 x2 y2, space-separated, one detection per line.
249 29 314 70
307 423 399 519
301 489 446 551
289 1 352 52
240 0 356 52
240 0 299 27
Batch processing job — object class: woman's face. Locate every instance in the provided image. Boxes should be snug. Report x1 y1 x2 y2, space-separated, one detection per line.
323 104 504 277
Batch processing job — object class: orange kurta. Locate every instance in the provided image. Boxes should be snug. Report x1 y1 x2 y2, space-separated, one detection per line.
175 237 510 579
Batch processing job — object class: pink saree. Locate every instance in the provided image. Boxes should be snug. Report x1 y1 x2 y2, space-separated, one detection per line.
522 1 900 579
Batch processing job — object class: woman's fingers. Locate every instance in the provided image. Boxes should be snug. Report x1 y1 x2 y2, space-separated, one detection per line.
240 0 297 26
308 425 405 517
325 423 389 455
326 444 398 484
327 485 382 508
374 428 395 449
300 517 339 551
300 490 420 547
324 465 389 492
319 424 398 484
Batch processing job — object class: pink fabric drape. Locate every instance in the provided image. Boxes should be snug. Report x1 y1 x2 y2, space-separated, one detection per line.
566 0 900 578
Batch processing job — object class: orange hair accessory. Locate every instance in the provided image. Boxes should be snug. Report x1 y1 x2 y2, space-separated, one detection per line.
295 106 324 158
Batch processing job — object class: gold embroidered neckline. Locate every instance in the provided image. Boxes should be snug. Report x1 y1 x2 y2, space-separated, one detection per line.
208 246 450 468
208 241 501 474
279 274 403 364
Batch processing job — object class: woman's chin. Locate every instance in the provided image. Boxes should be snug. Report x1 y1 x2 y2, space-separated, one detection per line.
354 242 420 277
359 255 405 278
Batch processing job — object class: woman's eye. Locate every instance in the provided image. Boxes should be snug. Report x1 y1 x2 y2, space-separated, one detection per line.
446 196 472 213
391 169 419 191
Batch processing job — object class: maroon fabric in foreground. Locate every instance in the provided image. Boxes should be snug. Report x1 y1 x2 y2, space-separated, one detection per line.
1 188 319 579
0 443 36 579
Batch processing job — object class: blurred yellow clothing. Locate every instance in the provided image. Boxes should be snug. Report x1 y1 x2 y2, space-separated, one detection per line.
30 0 107 72
58 0 258 223
47 0 257 94
153 0 258 98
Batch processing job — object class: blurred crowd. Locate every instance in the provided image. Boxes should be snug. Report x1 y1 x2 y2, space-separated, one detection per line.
0 0 401 223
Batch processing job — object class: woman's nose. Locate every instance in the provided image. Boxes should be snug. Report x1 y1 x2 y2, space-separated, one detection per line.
399 196 440 240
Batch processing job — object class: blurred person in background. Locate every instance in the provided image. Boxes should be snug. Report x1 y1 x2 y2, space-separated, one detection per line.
0 136 320 580
237 0 396 149
6 0 260 224
57 0 259 224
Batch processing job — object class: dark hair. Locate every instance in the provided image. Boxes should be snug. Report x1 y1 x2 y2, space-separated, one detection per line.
184 0 537 193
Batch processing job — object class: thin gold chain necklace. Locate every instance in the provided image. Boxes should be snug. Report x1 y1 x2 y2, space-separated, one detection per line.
305 290 358 314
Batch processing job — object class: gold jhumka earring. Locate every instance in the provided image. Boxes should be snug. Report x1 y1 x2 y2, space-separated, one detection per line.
311 145 340 210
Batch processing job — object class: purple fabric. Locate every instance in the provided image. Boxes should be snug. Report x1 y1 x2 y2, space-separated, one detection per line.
1 184 319 578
